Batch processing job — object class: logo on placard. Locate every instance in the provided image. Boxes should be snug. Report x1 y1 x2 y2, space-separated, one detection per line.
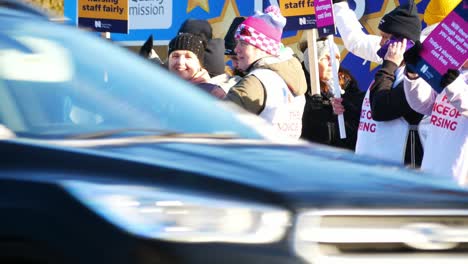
299 17 306 25
95 20 102 28
421 64 429 73
299 17 313 26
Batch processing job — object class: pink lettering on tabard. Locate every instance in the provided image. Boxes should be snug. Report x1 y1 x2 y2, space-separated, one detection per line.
430 115 458 131
358 121 376 133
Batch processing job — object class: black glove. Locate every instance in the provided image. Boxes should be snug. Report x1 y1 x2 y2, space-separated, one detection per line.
403 40 422 73
306 94 325 110
332 0 347 3
440 69 460 88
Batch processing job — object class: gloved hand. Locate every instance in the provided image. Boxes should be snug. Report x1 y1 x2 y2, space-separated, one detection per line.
333 0 347 3
307 94 325 110
440 69 460 88
403 40 422 73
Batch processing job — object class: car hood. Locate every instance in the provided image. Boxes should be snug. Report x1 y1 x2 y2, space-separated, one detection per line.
94 139 468 209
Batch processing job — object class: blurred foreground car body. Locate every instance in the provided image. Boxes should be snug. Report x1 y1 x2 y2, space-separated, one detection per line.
1 3 468 264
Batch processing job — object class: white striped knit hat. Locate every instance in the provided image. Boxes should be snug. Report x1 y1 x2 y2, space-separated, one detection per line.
234 5 286 56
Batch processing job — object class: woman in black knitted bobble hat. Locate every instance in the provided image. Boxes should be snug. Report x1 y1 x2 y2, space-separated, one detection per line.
168 33 226 99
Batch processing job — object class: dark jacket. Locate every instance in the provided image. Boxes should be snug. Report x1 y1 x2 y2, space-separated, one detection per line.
369 60 423 166
301 63 365 150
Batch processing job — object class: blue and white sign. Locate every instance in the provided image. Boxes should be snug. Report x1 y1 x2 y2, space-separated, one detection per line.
129 0 172 29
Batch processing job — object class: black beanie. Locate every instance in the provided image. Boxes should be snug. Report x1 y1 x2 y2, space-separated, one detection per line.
224 17 246 55
168 33 206 64
204 38 226 77
178 19 213 41
378 1 421 42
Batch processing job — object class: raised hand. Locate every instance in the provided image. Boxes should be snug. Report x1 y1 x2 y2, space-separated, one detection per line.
384 38 407 66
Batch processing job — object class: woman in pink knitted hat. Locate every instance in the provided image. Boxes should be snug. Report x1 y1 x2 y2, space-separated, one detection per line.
225 6 307 139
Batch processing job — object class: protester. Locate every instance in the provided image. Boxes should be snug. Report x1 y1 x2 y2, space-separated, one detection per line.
206 17 246 93
410 0 461 147
224 16 246 77
168 33 226 99
401 0 467 185
333 0 424 166
225 6 307 139
404 54 467 184
178 19 226 78
301 39 364 150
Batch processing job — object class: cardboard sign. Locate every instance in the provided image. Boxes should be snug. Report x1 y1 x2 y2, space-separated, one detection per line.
78 0 129 33
314 0 335 37
278 0 316 31
415 0 467 93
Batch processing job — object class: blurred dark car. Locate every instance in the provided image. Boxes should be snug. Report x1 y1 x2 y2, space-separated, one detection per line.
1 3 468 264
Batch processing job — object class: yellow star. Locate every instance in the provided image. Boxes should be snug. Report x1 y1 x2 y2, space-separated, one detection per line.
209 0 240 38
187 0 210 13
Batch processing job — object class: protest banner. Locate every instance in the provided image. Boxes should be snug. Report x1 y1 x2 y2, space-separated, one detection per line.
78 0 129 33
314 0 335 37
414 0 467 93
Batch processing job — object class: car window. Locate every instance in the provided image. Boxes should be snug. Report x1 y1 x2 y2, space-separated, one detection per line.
0 18 266 140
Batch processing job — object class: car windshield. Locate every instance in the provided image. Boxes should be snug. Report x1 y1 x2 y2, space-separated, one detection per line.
0 17 267 140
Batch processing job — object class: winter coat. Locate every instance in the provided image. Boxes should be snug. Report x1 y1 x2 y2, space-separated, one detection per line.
301 63 365 150
226 55 307 114
334 2 383 64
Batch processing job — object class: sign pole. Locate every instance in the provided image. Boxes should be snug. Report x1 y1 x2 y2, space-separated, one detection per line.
306 28 321 96
101 32 111 39
327 34 346 139
314 0 346 139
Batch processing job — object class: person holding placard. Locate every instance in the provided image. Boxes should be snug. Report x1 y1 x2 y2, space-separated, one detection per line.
225 6 307 139
401 0 467 185
404 56 467 185
333 0 424 167
301 39 364 150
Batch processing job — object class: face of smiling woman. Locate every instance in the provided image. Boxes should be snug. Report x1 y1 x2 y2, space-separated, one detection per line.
168 50 201 80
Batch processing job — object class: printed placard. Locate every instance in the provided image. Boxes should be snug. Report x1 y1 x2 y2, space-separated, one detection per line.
278 0 316 31
415 1 467 93
129 0 172 30
314 0 335 37
78 0 129 33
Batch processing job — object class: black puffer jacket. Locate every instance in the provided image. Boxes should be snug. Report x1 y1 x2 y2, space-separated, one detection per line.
301 64 365 150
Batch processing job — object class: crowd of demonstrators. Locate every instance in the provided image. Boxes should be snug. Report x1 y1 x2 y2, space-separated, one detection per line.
134 0 466 184
332 0 424 167
224 6 307 139
301 39 364 150
167 33 226 99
